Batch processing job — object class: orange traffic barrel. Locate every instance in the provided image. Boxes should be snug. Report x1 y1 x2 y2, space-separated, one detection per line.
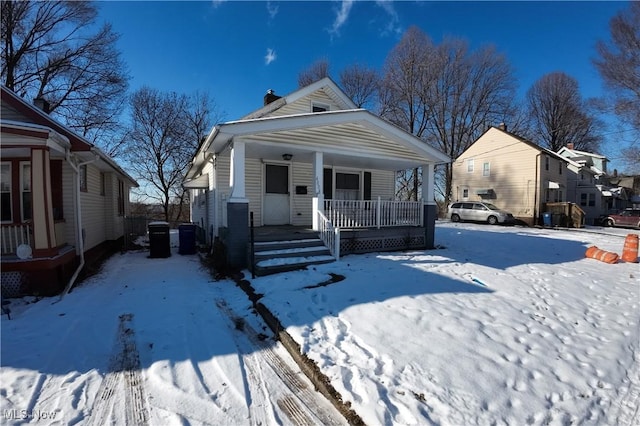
621 234 639 263
585 246 619 264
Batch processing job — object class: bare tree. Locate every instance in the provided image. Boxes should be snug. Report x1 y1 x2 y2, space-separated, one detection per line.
593 2 640 171
526 72 601 152
339 63 379 109
380 28 517 204
126 88 220 222
379 26 436 200
298 58 330 87
1 0 128 150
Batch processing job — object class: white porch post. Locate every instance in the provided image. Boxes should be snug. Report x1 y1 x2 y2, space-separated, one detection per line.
376 196 381 229
423 162 437 249
312 151 324 231
424 163 435 205
229 140 247 201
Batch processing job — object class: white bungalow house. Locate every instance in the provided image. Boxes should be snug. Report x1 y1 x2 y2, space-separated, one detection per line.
185 78 450 268
1 86 138 296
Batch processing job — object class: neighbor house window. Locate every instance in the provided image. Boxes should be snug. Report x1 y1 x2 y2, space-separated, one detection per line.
20 162 31 221
51 160 64 220
100 173 106 196
1 162 12 222
118 179 125 216
462 188 469 198
482 162 490 177
580 193 587 206
545 156 550 171
582 193 596 207
467 159 474 173
559 161 563 174
80 165 87 192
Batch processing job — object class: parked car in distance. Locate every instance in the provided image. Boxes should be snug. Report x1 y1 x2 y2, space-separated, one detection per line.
602 208 640 229
448 201 515 225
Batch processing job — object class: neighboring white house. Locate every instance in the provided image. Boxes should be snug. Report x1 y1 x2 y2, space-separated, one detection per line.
185 78 450 267
1 85 138 296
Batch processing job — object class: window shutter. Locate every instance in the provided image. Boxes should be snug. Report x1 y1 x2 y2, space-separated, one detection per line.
364 172 371 200
323 168 332 199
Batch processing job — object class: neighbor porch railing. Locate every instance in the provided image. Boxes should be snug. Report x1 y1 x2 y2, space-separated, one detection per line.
317 209 340 260
1 224 33 255
324 197 423 228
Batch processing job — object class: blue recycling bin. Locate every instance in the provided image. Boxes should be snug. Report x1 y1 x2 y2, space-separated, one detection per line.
178 223 197 255
543 212 552 227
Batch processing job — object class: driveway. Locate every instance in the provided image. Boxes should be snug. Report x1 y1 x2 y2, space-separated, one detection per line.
0 249 346 425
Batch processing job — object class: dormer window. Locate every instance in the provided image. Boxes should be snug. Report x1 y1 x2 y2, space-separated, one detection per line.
312 102 329 113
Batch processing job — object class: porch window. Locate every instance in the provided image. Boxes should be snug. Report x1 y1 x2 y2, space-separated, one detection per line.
80 165 88 192
1 162 11 222
482 162 490 177
335 172 359 200
20 162 31 221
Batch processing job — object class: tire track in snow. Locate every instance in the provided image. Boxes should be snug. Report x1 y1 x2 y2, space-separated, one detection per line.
609 348 640 426
215 299 347 426
87 313 149 426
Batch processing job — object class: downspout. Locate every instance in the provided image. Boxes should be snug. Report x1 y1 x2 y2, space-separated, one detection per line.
533 153 541 226
58 150 99 300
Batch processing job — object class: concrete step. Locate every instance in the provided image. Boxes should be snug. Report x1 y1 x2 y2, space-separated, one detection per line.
249 236 336 276
253 254 336 276
253 238 325 252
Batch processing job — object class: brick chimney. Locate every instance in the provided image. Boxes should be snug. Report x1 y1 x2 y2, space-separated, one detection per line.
567 143 574 150
263 89 281 106
33 97 50 114
497 122 507 131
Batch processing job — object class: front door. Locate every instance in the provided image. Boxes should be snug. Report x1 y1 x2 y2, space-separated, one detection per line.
263 164 290 225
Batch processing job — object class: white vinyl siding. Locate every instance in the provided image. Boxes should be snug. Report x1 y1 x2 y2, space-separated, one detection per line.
452 128 544 221
79 163 107 251
267 89 345 117
370 170 395 200
245 158 262 226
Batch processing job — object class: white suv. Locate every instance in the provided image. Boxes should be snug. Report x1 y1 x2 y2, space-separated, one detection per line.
448 202 514 225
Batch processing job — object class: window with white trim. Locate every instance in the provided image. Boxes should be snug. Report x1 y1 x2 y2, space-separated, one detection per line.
1 162 11 222
80 165 88 192
20 162 31 221
467 159 474 173
312 103 329 113
482 162 490 177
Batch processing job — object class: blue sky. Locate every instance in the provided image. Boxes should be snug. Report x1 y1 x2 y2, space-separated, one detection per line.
97 0 630 156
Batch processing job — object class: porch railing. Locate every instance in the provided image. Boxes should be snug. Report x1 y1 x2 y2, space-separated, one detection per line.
317 210 340 260
324 197 423 228
1 224 33 255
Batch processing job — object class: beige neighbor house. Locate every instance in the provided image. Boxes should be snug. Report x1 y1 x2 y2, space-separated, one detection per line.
185 78 450 270
451 125 572 226
1 86 138 296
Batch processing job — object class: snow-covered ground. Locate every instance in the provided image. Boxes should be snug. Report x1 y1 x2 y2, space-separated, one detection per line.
1 223 638 425
250 222 640 425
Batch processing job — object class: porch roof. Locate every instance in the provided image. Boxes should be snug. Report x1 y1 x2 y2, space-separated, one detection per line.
189 109 450 178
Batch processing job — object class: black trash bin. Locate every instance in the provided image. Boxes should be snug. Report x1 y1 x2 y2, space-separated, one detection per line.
178 223 197 255
148 221 171 258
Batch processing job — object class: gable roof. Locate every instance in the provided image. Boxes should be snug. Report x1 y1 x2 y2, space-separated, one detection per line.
467 126 570 164
1 85 138 187
241 77 358 120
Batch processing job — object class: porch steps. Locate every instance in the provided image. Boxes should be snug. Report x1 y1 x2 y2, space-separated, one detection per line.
251 237 335 276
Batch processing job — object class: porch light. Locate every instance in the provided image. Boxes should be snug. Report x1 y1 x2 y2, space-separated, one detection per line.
282 153 293 161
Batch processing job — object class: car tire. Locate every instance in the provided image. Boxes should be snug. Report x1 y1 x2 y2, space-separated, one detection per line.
451 214 460 222
606 219 614 227
488 215 498 225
